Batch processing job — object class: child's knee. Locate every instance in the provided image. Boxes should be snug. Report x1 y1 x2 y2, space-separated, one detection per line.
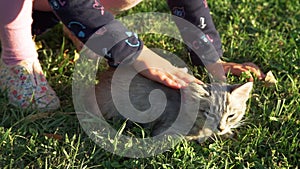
101 0 142 14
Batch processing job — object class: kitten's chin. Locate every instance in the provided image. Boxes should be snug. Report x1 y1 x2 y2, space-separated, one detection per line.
217 128 233 136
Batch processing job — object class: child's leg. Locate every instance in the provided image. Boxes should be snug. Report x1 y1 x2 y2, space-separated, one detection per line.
0 0 55 66
0 0 38 65
0 0 60 110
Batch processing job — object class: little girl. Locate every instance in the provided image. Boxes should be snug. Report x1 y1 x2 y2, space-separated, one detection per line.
0 0 264 111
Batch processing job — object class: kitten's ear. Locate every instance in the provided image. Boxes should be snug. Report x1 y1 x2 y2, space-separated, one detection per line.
230 82 253 103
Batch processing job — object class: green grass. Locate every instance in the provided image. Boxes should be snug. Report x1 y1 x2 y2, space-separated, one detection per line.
1 0 299 168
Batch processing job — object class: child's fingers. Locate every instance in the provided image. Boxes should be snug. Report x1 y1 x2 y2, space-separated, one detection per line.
242 62 266 80
139 69 183 89
158 74 183 89
175 67 204 85
139 67 204 89
226 66 254 82
222 62 265 81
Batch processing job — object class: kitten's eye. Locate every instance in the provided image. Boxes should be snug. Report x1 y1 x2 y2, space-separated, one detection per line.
228 114 234 118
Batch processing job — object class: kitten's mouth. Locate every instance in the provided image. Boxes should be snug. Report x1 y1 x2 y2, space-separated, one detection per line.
217 128 232 135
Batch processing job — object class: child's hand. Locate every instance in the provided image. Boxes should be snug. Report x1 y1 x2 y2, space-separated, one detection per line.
220 61 265 81
133 47 203 89
138 66 203 89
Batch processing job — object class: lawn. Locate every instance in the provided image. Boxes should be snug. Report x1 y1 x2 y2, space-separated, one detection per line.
0 0 299 168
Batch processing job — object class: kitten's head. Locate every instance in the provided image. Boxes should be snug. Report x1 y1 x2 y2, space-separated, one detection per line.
184 82 253 142
217 82 253 136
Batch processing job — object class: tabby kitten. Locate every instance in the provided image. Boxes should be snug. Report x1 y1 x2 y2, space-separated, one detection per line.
95 66 253 142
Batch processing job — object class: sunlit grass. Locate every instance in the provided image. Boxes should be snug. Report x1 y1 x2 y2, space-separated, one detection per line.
0 0 299 168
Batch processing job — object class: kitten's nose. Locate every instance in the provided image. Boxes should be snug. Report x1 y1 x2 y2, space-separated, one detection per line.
217 124 224 131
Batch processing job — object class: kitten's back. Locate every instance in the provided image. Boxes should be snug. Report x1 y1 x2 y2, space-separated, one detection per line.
95 67 222 141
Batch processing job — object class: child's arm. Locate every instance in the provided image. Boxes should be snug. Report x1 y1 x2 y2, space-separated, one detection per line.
49 0 200 89
167 0 223 66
